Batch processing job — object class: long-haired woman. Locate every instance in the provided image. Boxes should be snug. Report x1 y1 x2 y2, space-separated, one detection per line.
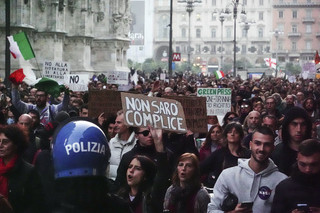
199 124 223 162
200 122 251 187
163 153 210 213
118 154 169 213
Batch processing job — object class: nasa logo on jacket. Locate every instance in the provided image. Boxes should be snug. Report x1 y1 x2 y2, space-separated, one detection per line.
258 186 272 200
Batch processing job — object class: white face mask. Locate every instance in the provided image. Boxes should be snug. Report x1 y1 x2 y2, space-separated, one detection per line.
7 118 15 125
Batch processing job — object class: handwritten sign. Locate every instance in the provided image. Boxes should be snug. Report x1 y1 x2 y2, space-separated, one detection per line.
88 90 122 119
165 96 207 133
65 74 89 91
121 93 187 133
197 88 231 116
107 71 129 85
43 60 70 84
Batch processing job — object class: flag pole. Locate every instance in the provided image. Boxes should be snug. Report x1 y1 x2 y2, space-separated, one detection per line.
34 57 42 78
4 0 11 87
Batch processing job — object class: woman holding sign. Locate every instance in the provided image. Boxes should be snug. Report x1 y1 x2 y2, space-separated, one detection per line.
200 122 251 187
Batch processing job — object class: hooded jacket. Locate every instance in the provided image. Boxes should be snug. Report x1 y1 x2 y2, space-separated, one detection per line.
271 107 312 175
208 159 287 213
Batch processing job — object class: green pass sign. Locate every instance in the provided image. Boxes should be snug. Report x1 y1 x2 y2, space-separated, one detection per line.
197 88 232 116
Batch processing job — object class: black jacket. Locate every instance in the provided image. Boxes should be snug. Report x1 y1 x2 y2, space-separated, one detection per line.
5 158 45 213
200 147 251 187
271 165 320 213
271 143 297 176
115 141 173 190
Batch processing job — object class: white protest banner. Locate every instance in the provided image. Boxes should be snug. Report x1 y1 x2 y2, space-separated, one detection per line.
107 71 129 85
197 88 232 116
121 93 187 133
65 74 89 91
43 60 70 84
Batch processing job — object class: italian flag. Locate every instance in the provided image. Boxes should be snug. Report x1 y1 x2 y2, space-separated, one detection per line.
215 70 225 79
9 69 66 97
9 68 37 85
7 32 35 60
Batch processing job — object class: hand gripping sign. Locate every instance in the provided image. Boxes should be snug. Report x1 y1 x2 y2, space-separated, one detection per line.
121 93 187 133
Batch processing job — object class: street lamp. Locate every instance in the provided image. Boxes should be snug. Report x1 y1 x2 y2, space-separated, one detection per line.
273 29 284 77
178 0 202 72
241 21 255 70
224 0 246 77
219 13 225 71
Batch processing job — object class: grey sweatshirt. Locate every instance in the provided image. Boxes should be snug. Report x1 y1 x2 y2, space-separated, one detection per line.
207 158 287 213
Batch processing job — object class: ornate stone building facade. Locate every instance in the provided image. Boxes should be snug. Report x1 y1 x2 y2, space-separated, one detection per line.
0 0 131 78
153 0 273 73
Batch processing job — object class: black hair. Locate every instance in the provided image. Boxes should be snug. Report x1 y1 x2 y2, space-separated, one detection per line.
0 124 29 155
282 107 312 145
298 139 320 156
252 126 275 140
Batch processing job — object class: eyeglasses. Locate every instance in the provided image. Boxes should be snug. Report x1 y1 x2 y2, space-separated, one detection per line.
137 130 150 136
228 117 236 121
241 105 249 108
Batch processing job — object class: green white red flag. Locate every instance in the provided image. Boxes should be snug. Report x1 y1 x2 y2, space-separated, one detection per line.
215 70 225 79
7 32 35 60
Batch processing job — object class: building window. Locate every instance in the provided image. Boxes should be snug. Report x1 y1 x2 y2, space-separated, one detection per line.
306 41 311 50
292 24 297 33
181 14 186 22
292 41 297 51
211 28 216 38
226 27 232 38
159 15 169 38
293 0 297 3
182 45 186 53
259 0 263 6
196 29 201 38
242 28 247 37
176 46 180 52
181 28 186 38
279 0 283 3
212 13 216 21
242 44 247 54
259 12 264 21
196 44 201 53
278 41 283 50
196 13 201 21
212 0 216 6
279 11 283 19
211 44 216 53
306 25 312 33
258 45 263 54
306 9 312 18
292 10 297 19
243 0 247 5
258 28 264 38
278 23 284 33
307 0 312 3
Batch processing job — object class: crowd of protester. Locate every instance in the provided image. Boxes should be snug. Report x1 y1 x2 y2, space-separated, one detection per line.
0 71 319 212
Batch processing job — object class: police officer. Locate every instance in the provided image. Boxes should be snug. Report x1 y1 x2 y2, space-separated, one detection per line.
52 119 131 213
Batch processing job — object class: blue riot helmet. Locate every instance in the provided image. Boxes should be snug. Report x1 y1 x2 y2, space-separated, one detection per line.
53 119 110 179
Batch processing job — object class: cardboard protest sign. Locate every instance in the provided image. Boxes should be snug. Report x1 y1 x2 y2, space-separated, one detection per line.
197 88 231 116
121 93 187 133
43 60 70 84
88 90 122 119
66 74 89 91
165 96 207 133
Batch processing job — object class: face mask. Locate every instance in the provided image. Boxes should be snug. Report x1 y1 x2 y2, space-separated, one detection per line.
7 118 15 125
